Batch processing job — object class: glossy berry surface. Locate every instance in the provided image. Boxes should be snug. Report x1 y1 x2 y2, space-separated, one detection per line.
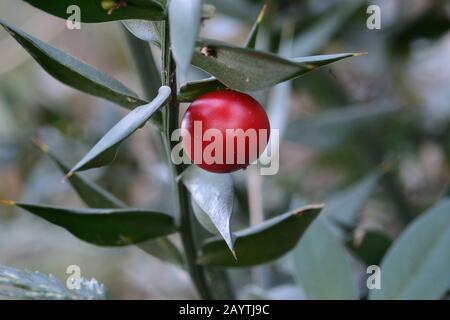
181 90 270 173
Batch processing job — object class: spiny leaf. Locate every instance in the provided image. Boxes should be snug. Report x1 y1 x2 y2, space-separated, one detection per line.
191 38 363 92
23 0 165 23
68 86 170 174
177 4 268 102
169 0 202 72
197 204 323 267
0 265 107 300
245 3 268 49
182 166 235 252
0 20 148 110
33 140 183 265
370 199 450 300
2 201 177 246
291 219 357 299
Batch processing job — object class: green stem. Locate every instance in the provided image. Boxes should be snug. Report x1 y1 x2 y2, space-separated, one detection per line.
124 18 232 300
160 20 214 300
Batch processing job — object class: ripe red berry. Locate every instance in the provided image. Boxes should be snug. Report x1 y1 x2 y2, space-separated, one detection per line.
181 90 270 173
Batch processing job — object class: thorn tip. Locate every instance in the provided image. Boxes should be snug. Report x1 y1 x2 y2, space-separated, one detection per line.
0 199 15 206
31 138 48 153
63 172 73 181
257 3 268 23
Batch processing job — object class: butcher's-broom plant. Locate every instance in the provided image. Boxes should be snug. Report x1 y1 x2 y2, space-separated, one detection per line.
9 1 448 300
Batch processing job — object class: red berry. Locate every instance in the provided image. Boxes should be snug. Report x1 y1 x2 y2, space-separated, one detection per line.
181 90 270 173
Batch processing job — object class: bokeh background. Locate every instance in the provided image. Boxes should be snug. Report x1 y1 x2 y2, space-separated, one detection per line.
0 0 449 299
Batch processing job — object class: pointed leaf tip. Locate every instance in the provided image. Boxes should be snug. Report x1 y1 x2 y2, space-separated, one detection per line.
64 171 74 181
13 202 177 246
192 39 362 92
0 200 16 206
257 3 268 23
182 166 235 252
0 20 148 110
31 138 49 153
244 3 268 49
197 204 322 267
68 85 170 174
293 204 325 217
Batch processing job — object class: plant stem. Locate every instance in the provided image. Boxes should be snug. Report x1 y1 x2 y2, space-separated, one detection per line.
160 20 214 300
124 19 232 300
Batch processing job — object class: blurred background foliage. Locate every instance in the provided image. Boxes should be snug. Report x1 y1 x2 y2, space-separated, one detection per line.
0 0 449 299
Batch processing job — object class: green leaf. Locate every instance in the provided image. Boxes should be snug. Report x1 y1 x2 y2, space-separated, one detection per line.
323 171 380 227
23 0 165 23
245 4 268 49
0 265 107 300
3 201 177 246
191 38 362 92
176 3 269 102
291 219 357 299
68 86 170 174
197 204 323 267
370 199 450 300
182 166 235 252
122 20 162 45
0 20 147 110
191 197 219 235
178 47 357 102
293 0 364 56
285 102 399 151
34 141 183 266
346 230 392 266
169 0 202 72
178 77 226 102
